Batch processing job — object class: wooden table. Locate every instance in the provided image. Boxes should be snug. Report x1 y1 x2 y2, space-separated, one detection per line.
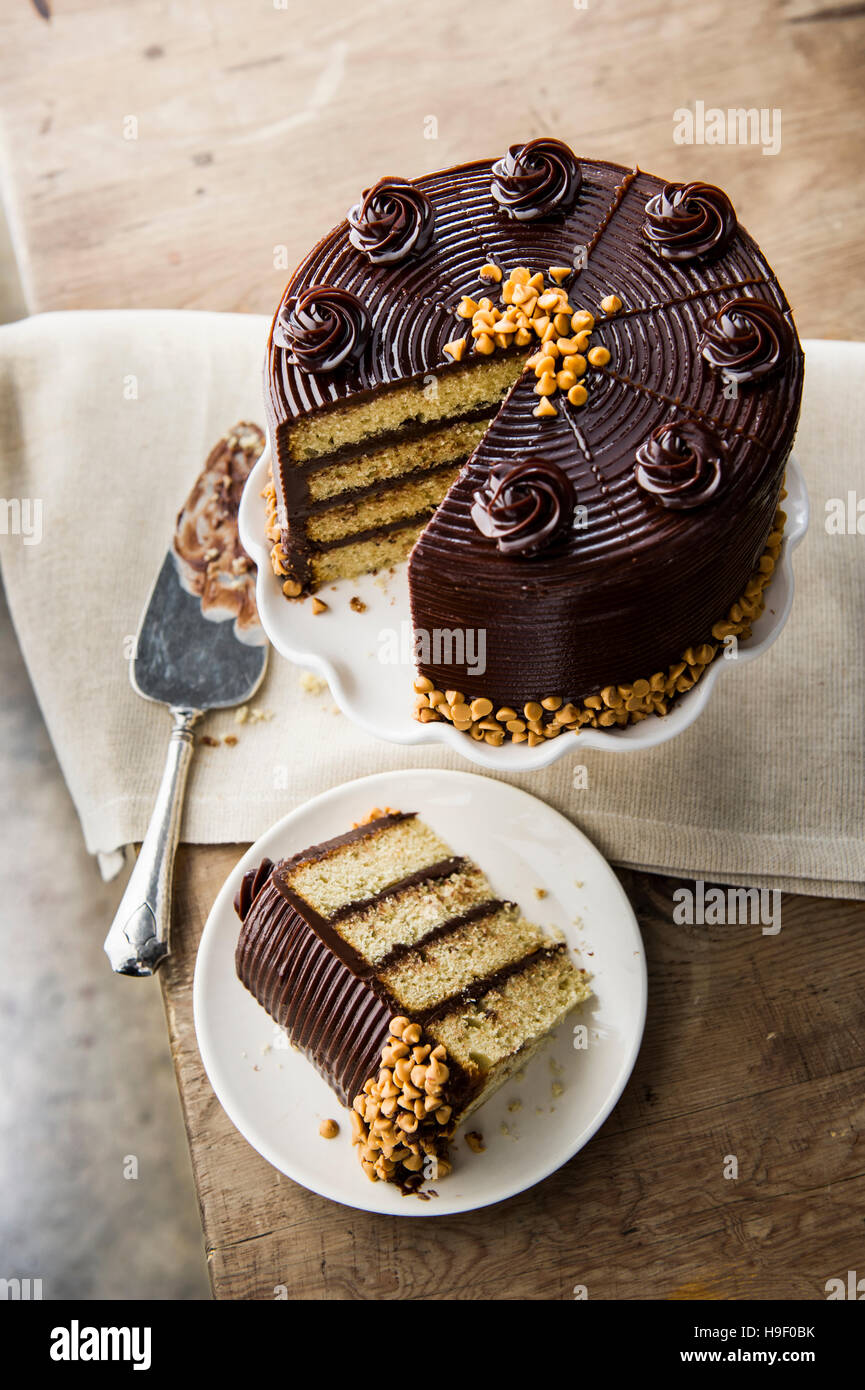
3 0 864 1299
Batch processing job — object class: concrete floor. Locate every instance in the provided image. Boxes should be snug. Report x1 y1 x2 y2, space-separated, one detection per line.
0 212 211 1299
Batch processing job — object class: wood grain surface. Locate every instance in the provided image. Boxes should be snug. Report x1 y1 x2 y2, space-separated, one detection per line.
3 0 863 1300
162 847 865 1301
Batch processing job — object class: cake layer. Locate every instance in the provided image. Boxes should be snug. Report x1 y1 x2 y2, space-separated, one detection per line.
305 417 488 504
379 904 549 1015
306 464 462 545
427 946 592 1118
275 354 522 464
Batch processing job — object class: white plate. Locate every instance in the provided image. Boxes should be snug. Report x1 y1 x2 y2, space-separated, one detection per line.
193 769 646 1217
238 439 809 771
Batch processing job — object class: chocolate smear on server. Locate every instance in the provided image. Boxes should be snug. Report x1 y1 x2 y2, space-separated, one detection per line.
471 459 576 555
491 138 582 220
699 297 793 383
173 422 265 637
348 177 435 265
274 285 371 373
642 181 737 261
634 420 725 509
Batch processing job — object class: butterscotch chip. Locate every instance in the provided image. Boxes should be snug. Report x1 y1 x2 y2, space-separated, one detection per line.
541 695 562 711
600 293 623 315
562 353 587 376
534 372 557 397
319 1118 339 1139
524 701 543 720
474 333 495 355
443 337 467 362
587 345 611 366
567 385 588 407
479 262 503 282
282 578 303 597
311 597 328 615
533 398 558 418
469 697 493 719
549 266 573 284
456 296 478 319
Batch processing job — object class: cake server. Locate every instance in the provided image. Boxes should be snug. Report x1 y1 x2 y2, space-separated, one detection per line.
103 553 267 976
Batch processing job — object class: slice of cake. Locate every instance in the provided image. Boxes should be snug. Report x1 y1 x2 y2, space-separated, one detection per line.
234 809 591 1192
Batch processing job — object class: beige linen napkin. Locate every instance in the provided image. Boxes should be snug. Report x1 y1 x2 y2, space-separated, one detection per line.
0 311 862 898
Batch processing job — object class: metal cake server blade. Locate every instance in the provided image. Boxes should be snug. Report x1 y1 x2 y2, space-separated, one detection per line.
103 552 268 976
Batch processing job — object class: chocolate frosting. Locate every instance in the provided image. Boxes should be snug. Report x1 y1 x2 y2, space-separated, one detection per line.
348 177 435 265
634 420 725 509
264 155 803 707
699 296 794 383
643 181 736 261
234 856 274 921
274 285 371 373
470 459 575 555
491 138 582 220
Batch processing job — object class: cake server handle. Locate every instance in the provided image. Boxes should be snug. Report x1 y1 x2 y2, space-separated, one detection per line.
103 706 203 976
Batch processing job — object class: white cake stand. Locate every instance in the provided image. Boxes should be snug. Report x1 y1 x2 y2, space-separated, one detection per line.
238 438 808 771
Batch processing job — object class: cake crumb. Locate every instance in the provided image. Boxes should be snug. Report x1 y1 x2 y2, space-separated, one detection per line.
465 1131 486 1154
319 1118 340 1139
249 707 274 723
507 1099 522 1113
224 734 238 746
300 671 328 696
549 1058 562 1074
499 1122 510 1137
234 705 249 725
200 734 220 747
551 1081 564 1099
534 886 548 899
349 596 367 613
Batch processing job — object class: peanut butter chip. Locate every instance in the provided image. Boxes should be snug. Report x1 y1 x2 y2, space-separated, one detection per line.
319 1118 339 1139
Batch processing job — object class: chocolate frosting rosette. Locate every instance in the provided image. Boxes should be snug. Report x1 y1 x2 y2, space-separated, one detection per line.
491 138 582 220
274 285 371 373
471 459 575 555
348 177 435 265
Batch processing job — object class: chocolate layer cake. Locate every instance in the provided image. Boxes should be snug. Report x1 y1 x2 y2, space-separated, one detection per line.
263 140 803 742
234 810 591 1190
